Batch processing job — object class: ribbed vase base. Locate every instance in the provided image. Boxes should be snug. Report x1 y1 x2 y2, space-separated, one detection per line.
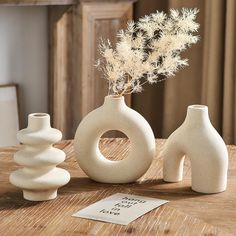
23 189 57 201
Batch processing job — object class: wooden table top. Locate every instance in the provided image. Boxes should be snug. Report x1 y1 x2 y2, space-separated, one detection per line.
1 139 236 236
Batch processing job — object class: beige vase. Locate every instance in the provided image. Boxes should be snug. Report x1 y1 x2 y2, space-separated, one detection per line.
162 105 228 194
9 113 70 201
74 95 156 183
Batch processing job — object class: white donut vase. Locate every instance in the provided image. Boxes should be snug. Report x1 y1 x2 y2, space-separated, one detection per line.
74 96 156 183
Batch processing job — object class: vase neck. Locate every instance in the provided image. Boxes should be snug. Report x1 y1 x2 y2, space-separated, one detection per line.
103 95 126 109
184 105 210 126
27 113 51 131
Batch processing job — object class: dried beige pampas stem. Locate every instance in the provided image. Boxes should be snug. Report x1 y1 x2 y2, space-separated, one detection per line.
96 8 200 96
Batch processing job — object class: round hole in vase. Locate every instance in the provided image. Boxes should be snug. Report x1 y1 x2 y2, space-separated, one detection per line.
74 95 156 184
99 130 130 161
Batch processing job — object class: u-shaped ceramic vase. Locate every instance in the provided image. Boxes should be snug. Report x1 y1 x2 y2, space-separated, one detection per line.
162 105 228 194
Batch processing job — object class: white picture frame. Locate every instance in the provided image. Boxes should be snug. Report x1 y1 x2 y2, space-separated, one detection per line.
0 84 19 147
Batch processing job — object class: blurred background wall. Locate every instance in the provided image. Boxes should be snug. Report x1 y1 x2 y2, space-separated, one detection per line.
0 7 48 128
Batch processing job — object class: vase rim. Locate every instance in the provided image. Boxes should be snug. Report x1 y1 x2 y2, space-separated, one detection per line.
188 105 208 110
105 95 124 99
29 113 49 119
27 113 51 131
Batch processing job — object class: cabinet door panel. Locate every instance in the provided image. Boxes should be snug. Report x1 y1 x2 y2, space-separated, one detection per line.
49 1 134 138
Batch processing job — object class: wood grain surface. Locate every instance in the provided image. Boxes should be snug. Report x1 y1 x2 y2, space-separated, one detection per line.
0 139 236 235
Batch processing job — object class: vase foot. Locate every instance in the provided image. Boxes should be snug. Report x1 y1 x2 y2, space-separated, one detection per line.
191 186 226 194
23 189 57 201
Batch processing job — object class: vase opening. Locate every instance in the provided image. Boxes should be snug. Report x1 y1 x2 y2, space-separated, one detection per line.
185 104 210 126
109 95 122 98
99 130 130 161
105 95 124 101
32 113 48 117
28 113 51 131
188 105 207 110
30 113 49 118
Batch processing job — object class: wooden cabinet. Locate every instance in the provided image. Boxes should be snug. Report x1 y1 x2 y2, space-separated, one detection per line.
49 0 134 139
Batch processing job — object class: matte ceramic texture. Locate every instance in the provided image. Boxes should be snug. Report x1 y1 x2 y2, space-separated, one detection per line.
162 105 228 194
9 113 70 201
74 96 156 183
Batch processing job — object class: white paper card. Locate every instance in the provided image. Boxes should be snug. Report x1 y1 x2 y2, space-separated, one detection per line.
72 193 168 225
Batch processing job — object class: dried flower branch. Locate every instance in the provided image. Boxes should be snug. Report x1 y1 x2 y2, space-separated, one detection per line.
96 8 200 96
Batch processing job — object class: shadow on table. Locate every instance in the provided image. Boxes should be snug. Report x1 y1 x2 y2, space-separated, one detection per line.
0 191 42 210
60 177 204 201
129 179 203 201
60 177 123 194
0 177 206 210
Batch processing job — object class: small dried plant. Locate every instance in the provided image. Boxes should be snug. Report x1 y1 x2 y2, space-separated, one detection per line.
96 8 199 96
